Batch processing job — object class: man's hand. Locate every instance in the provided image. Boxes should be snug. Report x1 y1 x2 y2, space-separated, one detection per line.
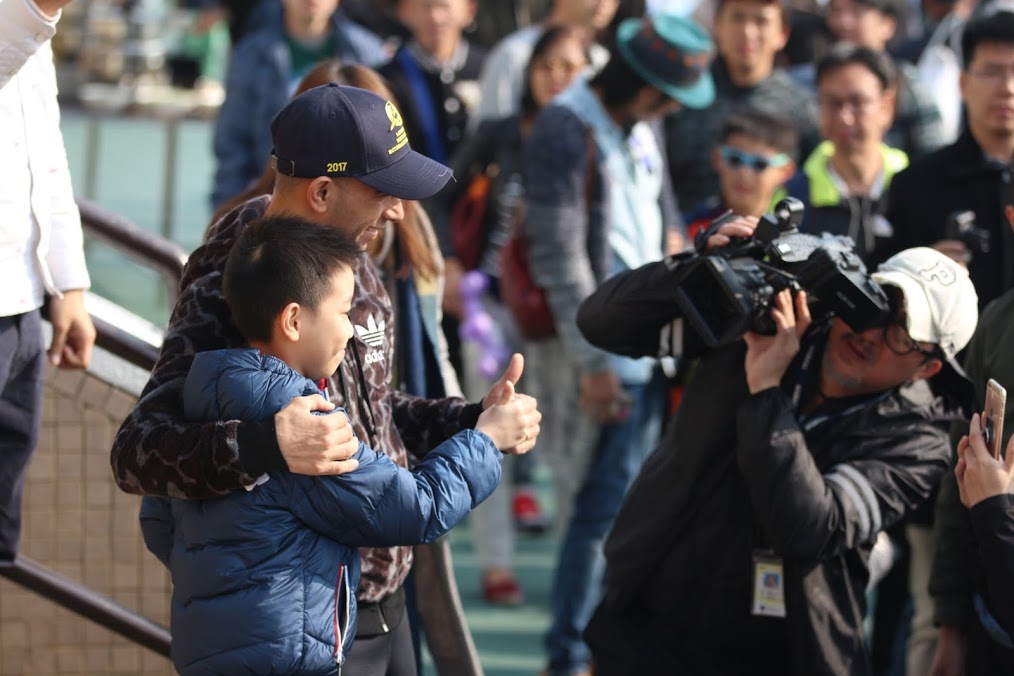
34 0 74 18
476 380 542 454
702 215 759 252
579 369 627 423
955 413 1014 508
274 395 360 475
743 290 810 394
928 625 967 676
47 290 96 369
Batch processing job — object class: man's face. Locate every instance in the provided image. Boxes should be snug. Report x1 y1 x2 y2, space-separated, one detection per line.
630 87 682 122
398 0 475 54
961 42 1014 140
818 62 894 155
821 291 941 397
712 133 795 216
282 0 341 26
561 0 620 31
324 178 404 247
291 266 355 381
827 0 896 50
713 0 788 82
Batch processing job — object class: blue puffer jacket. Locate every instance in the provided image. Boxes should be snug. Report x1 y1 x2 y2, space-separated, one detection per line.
140 349 502 675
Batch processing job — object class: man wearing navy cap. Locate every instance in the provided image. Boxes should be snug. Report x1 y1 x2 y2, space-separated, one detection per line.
110 83 541 675
518 14 714 676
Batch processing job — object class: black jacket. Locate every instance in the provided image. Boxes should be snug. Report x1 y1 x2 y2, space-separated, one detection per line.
930 290 1014 673
577 258 958 675
883 131 1014 307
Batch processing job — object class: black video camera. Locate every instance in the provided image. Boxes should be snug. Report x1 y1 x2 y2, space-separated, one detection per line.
674 198 890 347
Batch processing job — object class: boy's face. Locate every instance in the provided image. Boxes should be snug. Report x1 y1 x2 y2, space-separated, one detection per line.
398 0 475 53
818 62 894 155
712 132 794 216
713 0 788 81
292 267 356 381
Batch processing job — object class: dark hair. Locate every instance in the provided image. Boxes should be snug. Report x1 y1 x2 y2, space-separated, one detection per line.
962 11 1014 69
847 0 902 19
590 41 652 107
223 215 361 343
815 42 897 90
719 106 799 158
716 0 788 27
520 24 593 119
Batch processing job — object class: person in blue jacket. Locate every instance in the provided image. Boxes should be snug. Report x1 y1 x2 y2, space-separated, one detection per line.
140 214 534 675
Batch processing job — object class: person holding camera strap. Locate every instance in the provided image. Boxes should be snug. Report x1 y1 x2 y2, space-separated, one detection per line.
577 212 979 675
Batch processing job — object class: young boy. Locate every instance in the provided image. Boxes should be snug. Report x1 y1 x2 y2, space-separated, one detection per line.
140 215 531 675
683 106 798 242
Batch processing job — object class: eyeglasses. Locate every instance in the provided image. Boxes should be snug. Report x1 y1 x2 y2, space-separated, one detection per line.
718 146 790 172
967 66 1014 87
881 322 938 359
817 96 880 116
533 57 587 76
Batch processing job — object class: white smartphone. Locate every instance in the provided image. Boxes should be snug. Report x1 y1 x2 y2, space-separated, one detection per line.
982 379 1007 460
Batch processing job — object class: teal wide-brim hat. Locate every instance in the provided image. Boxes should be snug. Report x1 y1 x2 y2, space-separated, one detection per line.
616 14 715 110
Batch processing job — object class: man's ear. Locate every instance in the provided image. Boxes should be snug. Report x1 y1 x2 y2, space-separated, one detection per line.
777 159 797 184
912 357 944 383
278 303 302 342
1005 205 1014 231
306 177 333 214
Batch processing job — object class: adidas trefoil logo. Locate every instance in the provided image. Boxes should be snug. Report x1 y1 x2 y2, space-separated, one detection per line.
355 314 386 348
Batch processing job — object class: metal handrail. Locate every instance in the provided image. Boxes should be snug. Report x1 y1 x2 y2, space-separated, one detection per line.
77 195 188 305
0 200 182 659
0 557 171 657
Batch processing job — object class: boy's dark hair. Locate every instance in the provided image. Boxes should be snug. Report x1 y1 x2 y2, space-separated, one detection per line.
816 42 897 91
719 106 799 159
223 215 361 343
716 0 788 27
962 11 1014 68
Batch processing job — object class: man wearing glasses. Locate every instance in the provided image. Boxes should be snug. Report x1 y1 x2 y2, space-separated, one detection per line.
576 232 979 674
780 43 907 264
886 10 1014 309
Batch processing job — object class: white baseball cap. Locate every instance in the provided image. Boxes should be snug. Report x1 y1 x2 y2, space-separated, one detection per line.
871 247 978 361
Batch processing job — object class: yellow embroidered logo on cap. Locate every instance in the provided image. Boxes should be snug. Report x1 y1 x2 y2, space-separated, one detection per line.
385 101 409 155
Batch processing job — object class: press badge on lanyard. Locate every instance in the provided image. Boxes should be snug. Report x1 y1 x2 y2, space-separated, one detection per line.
752 550 786 618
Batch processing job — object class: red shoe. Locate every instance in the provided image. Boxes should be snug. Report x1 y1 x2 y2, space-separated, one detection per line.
482 574 524 606
513 488 550 534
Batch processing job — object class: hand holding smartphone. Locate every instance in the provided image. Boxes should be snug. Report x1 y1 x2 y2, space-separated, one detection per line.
982 379 1007 460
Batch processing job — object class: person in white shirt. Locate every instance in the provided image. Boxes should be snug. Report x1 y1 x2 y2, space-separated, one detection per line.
0 0 95 561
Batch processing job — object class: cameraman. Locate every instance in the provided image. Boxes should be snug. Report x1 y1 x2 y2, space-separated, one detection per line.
577 216 979 675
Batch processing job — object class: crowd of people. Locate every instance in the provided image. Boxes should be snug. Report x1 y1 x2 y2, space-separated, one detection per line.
5 0 1014 674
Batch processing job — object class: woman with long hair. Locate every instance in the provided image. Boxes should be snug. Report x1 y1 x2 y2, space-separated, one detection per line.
436 23 593 606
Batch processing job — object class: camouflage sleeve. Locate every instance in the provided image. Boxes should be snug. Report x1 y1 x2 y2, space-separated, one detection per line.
109 199 286 497
389 389 482 460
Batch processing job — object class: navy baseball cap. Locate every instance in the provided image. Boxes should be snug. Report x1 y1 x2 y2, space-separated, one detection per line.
270 83 453 200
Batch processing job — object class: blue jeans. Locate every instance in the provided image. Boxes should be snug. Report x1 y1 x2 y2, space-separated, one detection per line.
544 373 665 675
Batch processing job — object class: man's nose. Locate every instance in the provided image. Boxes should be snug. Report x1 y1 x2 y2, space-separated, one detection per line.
384 199 404 223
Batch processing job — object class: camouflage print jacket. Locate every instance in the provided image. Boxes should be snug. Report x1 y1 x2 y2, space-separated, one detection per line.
110 195 482 602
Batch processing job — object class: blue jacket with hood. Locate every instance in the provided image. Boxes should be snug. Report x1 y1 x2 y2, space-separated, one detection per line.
140 348 502 675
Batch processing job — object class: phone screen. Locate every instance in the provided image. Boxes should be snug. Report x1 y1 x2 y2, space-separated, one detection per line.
983 379 1007 460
